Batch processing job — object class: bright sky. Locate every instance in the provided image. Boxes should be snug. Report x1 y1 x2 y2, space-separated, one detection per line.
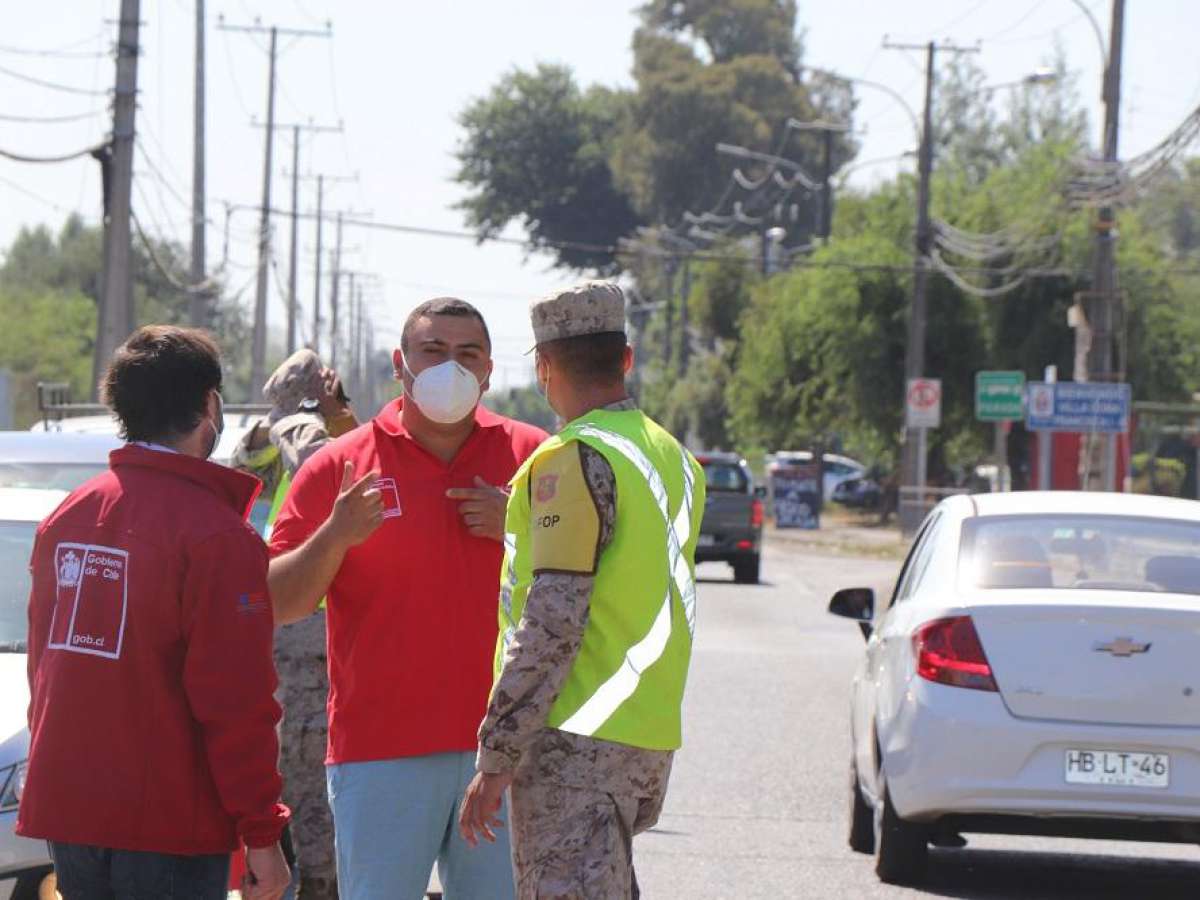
2 1 1198 392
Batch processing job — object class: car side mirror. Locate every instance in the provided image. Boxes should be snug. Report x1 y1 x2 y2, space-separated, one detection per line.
828 587 874 640
753 485 768 499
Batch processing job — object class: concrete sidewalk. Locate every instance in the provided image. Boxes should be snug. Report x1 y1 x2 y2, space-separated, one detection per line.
766 512 906 560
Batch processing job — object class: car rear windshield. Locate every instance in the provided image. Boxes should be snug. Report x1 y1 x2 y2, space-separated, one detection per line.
960 514 1200 594
0 520 35 647
701 461 749 493
0 462 108 492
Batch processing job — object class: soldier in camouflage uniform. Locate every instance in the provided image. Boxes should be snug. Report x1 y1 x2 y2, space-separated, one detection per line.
460 283 704 900
234 348 358 900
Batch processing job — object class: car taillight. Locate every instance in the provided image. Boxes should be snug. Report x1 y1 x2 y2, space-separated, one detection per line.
750 498 764 528
913 616 997 692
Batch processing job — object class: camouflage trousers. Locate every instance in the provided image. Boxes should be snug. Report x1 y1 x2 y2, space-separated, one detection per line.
275 611 337 900
509 771 665 900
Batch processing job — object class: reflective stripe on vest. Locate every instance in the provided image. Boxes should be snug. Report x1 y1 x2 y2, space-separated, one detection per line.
555 424 699 738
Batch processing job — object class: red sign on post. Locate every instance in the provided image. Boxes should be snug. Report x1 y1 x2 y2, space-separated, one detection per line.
906 378 942 429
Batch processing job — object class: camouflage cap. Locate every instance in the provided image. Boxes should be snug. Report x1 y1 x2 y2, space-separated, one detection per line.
530 281 626 345
263 348 324 421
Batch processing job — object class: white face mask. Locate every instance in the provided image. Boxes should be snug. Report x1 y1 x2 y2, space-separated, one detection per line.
404 359 482 424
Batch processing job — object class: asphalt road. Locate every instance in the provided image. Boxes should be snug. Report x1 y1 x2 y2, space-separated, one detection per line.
634 537 1200 899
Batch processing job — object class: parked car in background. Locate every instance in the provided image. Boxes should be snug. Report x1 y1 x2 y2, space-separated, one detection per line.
0 432 120 493
29 414 273 537
0 488 67 900
770 451 866 501
829 491 1200 886
695 453 764 584
831 476 882 510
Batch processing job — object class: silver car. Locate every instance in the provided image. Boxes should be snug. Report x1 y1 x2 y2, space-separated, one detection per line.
830 491 1200 885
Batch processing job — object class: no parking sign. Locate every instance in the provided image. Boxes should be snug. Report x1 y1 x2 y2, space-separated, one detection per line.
905 378 942 429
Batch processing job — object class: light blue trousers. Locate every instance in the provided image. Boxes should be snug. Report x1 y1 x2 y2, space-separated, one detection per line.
326 751 515 900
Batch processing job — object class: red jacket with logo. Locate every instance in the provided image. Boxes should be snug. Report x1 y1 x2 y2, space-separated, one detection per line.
269 401 548 764
18 445 289 854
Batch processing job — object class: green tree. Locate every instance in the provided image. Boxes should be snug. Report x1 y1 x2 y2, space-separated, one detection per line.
484 385 557 433
454 65 641 271
0 216 255 424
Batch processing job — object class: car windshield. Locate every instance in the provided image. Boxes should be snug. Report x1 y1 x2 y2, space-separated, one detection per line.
0 520 35 649
0 462 108 492
701 462 748 493
961 514 1200 594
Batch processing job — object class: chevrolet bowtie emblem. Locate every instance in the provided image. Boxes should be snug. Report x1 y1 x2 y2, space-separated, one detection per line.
1094 637 1152 657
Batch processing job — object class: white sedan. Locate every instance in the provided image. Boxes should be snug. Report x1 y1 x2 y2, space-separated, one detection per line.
0 488 67 900
830 490 1200 885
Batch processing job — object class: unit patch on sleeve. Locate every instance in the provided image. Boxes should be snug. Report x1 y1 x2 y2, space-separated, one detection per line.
529 442 601 575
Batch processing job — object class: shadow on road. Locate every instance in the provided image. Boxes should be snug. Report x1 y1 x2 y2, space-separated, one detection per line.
695 577 775 587
915 846 1200 899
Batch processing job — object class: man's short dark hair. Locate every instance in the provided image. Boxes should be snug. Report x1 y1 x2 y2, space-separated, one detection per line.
537 332 628 385
101 325 223 443
400 297 491 353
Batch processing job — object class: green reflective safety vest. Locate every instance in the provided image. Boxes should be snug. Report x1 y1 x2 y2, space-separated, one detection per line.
496 408 705 750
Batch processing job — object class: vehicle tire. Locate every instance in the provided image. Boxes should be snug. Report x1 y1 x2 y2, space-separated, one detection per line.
848 761 875 854
873 774 929 885
11 866 57 900
732 554 760 585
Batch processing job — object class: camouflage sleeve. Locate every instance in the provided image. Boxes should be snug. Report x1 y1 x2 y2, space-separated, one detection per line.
477 444 616 773
269 414 332 476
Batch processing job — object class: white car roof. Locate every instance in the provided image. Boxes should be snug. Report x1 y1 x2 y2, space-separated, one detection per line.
964 490 1200 523
0 487 68 523
31 414 264 467
0 430 121 462
770 452 864 468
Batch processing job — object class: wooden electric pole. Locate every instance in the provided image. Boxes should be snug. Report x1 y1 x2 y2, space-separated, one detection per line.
188 0 208 327
93 0 141 396
217 15 330 391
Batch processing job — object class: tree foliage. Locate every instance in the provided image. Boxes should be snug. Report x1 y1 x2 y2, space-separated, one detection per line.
455 0 852 270
0 216 255 426
454 65 640 271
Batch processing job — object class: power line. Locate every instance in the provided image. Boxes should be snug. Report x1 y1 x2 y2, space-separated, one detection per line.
0 109 102 124
0 171 73 212
0 61 109 96
0 34 108 58
0 141 106 164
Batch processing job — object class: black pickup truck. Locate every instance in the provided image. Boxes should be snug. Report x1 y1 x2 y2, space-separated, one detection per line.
694 452 764 584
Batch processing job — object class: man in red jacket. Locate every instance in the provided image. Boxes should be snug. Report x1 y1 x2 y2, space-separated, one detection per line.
268 298 548 899
19 326 292 900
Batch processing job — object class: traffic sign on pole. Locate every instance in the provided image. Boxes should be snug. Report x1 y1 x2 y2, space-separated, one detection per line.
975 371 1025 421
906 378 942 429
1025 382 1131 433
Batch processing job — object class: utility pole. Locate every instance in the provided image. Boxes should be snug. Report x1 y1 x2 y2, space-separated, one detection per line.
1082 0 1126 492
287 126 299 354
94 0 141 395
296 172 356 357
678 255 691 377
188 0 207 327
885 38 979 528
250 24 276 392
218 16 330 392
261 122 341 354
313 174 324 355
330 212 343 368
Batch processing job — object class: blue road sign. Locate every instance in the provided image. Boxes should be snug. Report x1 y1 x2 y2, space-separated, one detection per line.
1025 382 1131 433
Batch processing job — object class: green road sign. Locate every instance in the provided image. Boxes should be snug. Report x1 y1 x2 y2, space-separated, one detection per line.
976 371 1025 421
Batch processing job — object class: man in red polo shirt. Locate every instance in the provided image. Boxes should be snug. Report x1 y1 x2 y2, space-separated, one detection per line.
267 298 547 899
